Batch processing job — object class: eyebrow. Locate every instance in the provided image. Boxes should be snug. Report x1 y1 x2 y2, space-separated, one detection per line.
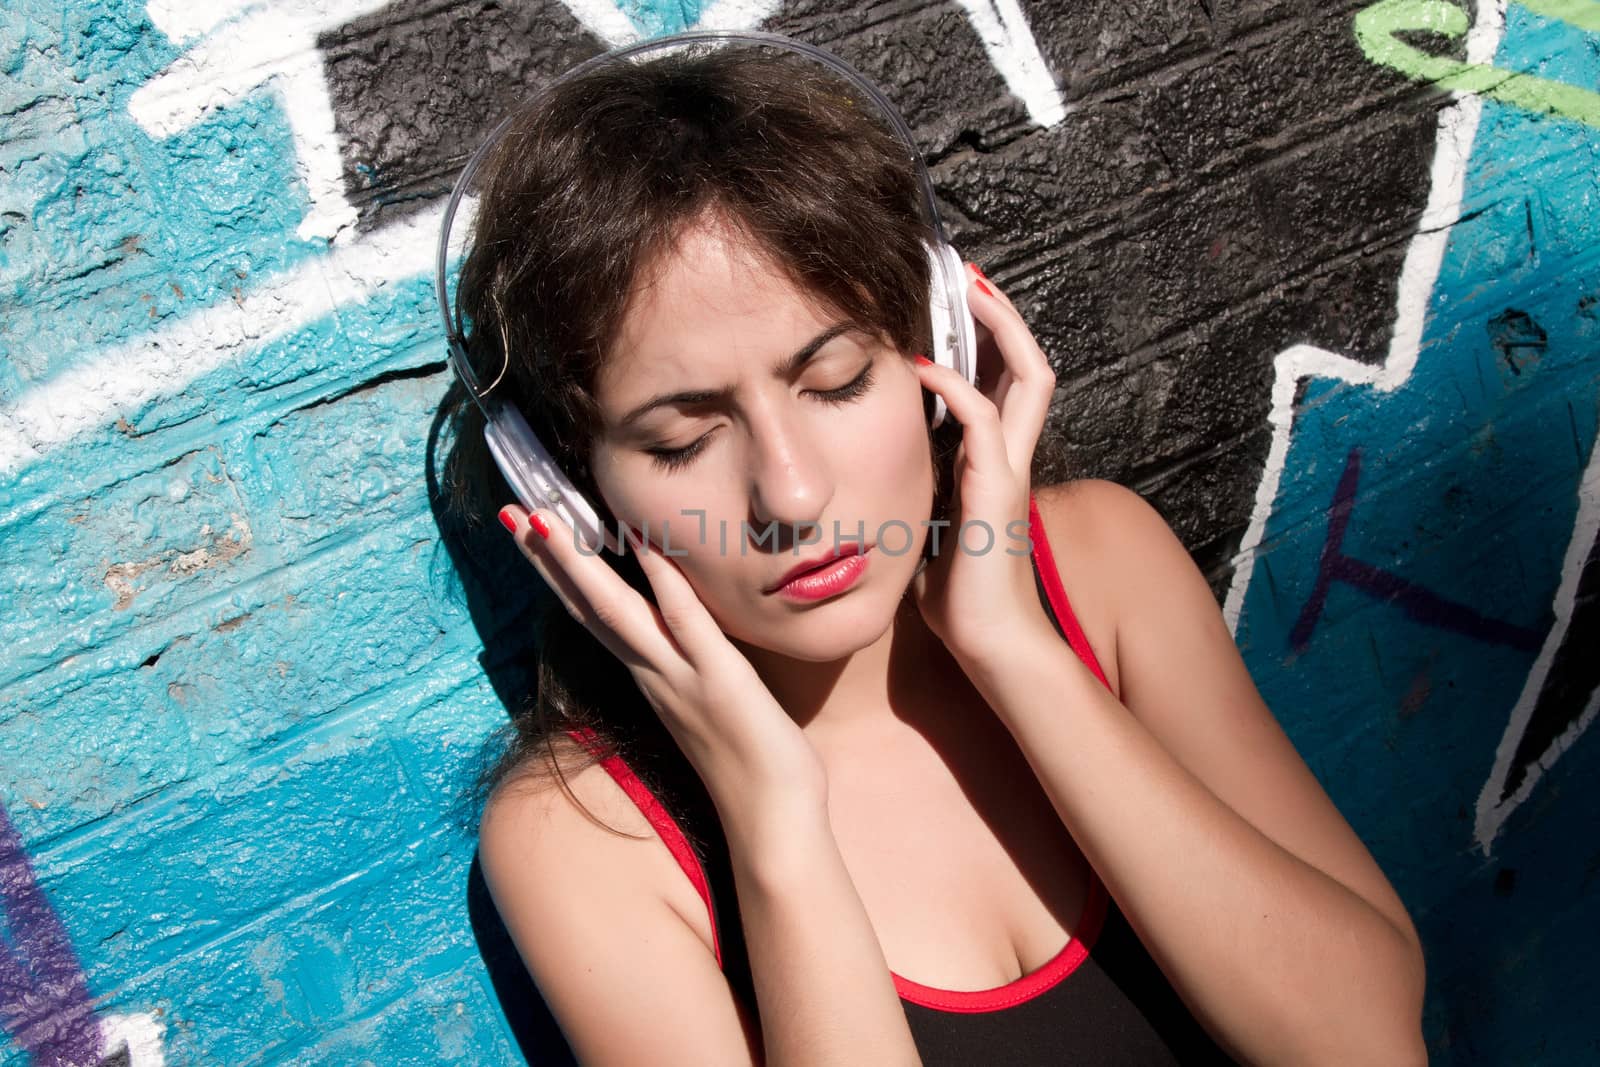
617 323 860 429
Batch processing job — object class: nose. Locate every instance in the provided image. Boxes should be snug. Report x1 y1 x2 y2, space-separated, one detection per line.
744 397 832 551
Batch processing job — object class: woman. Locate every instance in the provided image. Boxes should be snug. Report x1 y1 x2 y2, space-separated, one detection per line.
444 40 1428 1065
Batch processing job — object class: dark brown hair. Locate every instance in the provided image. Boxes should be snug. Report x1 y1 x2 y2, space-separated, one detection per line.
440 45 961 831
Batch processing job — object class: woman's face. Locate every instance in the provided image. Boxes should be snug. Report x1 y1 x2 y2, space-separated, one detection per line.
589 217 935 661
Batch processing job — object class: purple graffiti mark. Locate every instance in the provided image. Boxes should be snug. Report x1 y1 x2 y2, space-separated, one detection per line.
1289 448 1547 654
0 800 101 1067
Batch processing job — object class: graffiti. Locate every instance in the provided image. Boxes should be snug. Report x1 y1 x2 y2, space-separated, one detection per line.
6 0 1599 1061
946 0 1064 126
4 0 1064 482
128 0 393 242
0 210 438 475
1222 0 1505 632
79 0 1457 594
1476 442 1600 850
129 0 1059 242
1 802 98 1064
1 801 167 1066
128 0 637 245
92 1015 168 1067
1356 0 1600 129
1521 0 1600 31
1228 0 1600 870
1289 448 1548 654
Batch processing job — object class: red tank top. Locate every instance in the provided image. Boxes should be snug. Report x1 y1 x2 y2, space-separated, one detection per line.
564 492 1237 1064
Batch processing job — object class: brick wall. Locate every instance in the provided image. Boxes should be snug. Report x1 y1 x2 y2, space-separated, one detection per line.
2 1 1596 1063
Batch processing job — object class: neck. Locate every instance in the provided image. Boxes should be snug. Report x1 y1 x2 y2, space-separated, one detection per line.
733 595 967 748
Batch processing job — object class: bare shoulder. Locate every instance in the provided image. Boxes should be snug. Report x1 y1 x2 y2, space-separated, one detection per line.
1033 478 1206 609
478 745 715 951
1038 487 1425 974
478 746 762 1064
1029 479 1175 695
476 751 652 870
1032 478 1172 553
480 743 656 848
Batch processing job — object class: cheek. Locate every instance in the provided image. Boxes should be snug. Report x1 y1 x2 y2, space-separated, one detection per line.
592 456 739 584
592 444 673 513
860 367 936 485
652 538 763 643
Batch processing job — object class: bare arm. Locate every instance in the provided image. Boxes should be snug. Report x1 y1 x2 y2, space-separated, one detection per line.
907 266 1425 1063
954 481 1427 1066
479 765 766 1064
490 505 922 1065
479 763 922 1067
714 787 924 1067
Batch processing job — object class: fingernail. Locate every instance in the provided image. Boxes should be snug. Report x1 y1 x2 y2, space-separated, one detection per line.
529 512 551 540
974 276 996 299
913 354 933 367
498 507 517 533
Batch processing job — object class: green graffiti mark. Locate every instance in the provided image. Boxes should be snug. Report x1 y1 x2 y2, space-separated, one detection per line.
1519 0 1600 33
1355 0 1600 129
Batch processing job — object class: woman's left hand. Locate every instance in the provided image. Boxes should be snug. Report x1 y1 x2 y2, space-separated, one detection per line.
910 263 1059 667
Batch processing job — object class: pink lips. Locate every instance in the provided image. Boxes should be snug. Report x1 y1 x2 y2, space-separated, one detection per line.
767 543 872 600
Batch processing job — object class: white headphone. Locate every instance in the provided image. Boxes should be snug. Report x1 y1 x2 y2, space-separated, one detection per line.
435 30 976 555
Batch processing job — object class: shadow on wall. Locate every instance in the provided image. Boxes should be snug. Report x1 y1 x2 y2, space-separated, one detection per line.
424 318 771 1063
424 380 548 725
426 380 575 1060
467 853 579 1066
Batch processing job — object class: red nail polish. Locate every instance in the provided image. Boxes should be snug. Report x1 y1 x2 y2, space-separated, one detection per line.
529 513 551 540
975 276 996 299
498 507 516 533
914 354 933 367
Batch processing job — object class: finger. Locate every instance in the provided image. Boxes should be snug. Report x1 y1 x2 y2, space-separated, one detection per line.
972 320 1016 417
498 504 586 620
625 525 733 666
966 261 1017 312
966 264 1053 463
965 264 1056 474
499 504 678 669
915 356 1011 480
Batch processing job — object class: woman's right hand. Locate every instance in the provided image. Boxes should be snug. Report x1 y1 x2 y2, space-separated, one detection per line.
497 503 829 818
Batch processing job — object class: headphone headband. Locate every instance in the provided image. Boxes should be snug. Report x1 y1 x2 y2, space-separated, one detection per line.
434 30 950 410
434 30 976 555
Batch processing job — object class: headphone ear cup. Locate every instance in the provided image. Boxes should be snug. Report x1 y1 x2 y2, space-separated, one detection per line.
484 405 620 555
922 241 977 429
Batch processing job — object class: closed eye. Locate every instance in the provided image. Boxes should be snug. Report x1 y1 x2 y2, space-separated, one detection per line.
806 364 875 406
646 433 714 472
645 364 877 472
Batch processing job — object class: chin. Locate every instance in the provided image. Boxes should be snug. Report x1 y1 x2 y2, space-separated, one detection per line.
723 580 905 663
774 618 892 663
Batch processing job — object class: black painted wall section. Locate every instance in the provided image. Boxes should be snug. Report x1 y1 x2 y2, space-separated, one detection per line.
320 0 1445 590
319 0 608 227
